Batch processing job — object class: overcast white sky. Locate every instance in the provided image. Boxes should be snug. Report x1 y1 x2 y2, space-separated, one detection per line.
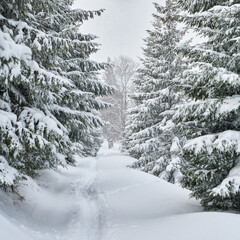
73 0 165 62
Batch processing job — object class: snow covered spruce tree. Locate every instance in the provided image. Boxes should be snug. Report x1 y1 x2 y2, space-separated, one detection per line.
175 0 240 210
0 0 113 187
124 0 184 183
36 1 114 157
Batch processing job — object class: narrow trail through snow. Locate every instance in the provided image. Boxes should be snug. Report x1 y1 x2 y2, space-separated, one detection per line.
65 156 103 240
51 150 109 240
1 143 240 240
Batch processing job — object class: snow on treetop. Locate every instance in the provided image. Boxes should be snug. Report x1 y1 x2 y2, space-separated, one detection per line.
212 161 240 197
0 110 17 128
184 134 216 154
0 14 5 20
20 108 64 136
0 156 19 186
184 130 240 155
214 69 240 86
0 29 73 88
0 100 11 112
217 95 240 116
0 31 31 62
170 137 180 153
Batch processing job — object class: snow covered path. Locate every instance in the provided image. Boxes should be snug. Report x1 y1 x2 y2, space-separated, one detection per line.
1 143 240 240
95 145 202 239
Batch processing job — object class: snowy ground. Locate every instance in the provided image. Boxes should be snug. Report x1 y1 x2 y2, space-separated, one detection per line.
1 142 240 240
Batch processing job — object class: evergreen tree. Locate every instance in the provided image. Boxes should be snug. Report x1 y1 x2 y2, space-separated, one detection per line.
0 0 113 186
124 0 184 183
175 0 240 210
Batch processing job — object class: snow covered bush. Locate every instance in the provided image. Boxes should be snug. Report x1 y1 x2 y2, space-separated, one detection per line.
0 0 113 186
175 0 240 210
124 0 184 183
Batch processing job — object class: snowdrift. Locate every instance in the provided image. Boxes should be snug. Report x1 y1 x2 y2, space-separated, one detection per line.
0 144 240 240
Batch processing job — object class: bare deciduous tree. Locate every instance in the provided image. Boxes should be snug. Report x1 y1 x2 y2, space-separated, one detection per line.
101 56 139 143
